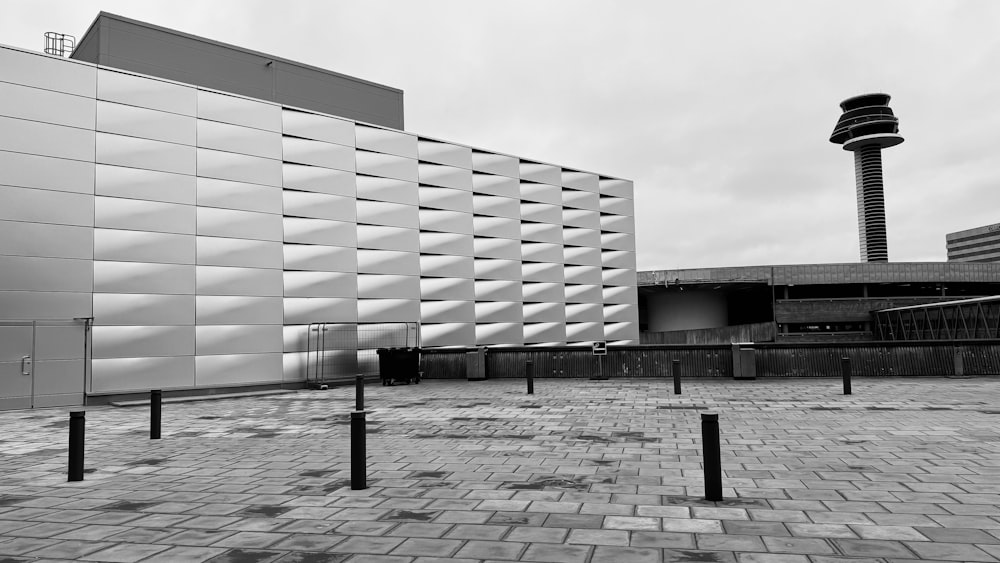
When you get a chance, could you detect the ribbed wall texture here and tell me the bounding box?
[854,145,888,262]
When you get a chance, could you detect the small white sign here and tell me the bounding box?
[592,341,607,356]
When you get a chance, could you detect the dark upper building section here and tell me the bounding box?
[829,93,902,150]
[71,12,404,129]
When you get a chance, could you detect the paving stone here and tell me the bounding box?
[505,526,569,543]
[723,521,789,536]
[390,537,464,557]
[444,524,509,540]
[696,533,767,551]
[520,543,591,563]
[915,526,1000,543]
[904,541,997,562]
[833,538,916,558]
[453,540,526,560]
[78,542,171,562]
[661,548,737,562]
[761,536,836,555]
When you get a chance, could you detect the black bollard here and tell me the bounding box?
[526,360,534,395]
[355,375,365,411]
[351,410,367,490]
[68,411,85,482]
[672,359,681,395]
[150,389,161,440]
[841,357,852,395]
[701,412,722,501]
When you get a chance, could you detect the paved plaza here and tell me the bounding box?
[2,376,1000,562]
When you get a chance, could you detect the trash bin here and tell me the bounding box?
[731,342,756,380]
[377,347,422,386]
[466,347,486,381]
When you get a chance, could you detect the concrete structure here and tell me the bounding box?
[639,262,1000,343]
[947,222,1000,262]
[830,93,904,263]
[0,16,637,409]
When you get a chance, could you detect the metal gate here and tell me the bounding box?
[305,322,418,387]
[0,319,90,410]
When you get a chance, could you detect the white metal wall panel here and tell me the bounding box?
[198,207,283,241]
[357,274,420,299]
[96,132,194,175]
[520,202,562,224]
[602,268,637,287]
[566,322,605,342]
[473,195,520,219]
[600,178,634,199]
[562,227,601,248]
[417,140,472,168]
[91,356,194,393]
[472,173,519,197]
[421,323,475,347]
[356,225,418,252]
[284,297,357,324]
[601,250,637,270]
[197,89,281,132]
[562,208,601,229]
[96,164,196,205]
[97,228,192,265]
[475,279,523,302]
[603,303,637,322]
[523,322,565,344]
[283,271,357,298]
[519,182,562,205]
[521,242,563,263]
[281,109,355,146]
[519,161,560,185]
[471,151,518,178]
[421,277,475,301]
[283,190,356,222]
[521,222,563,244]
[0,151,95,195]
[96,197,195,235]
[93,293,194,326]
[356,176,417,205]
[418,163,473,191]
[198,119,282,160]
[561,170,600,192]
[600,196,634,216]
[357,200,419,229]
[0,291,91,321]
[601,232,636,251]
[94,261,193,294]
[418,186,473,212]
[196,266,283,296]
[196,353,283,386]
[601,214,635,233]
[0,81,96,130]
[357,249,420,275]
[0,45,96,97]
[474,259,521,281]
[0,222,93,260]
[198,177,281,214]
[197,147,282,186]
[0,116,96,162]
[282,136,355,171]
[97,69,196,116]
[419,255,474,279]
[565,284,602,303]
[282,163,356,197]
[355,125,417,158]
[357,298,419,322]
[603,286,639,305]
[566,303,604,322]
[564,246,602,267]
[355,150,418,182]
[605,321,639,342]
[283,244,356,272]
[523,282,565,303]
[0,256,92,292]
[564,265,603,285]
[420,232,474,257]
[420,300,475,323]
[198,237,282,269]
[476,323,523,346]
[522,262,565,283]
[0,186,93,227]
[196,296,283,325]
[473,216,521,240]
[562,189,600,211]
[92,325,195,359]
[473,237,521,260]
[196,325,283,355]
[97,101,195,145]
[475,301,523,323]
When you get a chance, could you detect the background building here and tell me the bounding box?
[947,222,1000,263]
[0,13,637,409]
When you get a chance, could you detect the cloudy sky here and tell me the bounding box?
[4,1,999,271]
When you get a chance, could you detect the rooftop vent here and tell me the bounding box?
[43,32,75,57]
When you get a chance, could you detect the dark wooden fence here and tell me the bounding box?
[419,340,1000,379]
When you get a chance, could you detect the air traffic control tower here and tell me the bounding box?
[830,93,903,262]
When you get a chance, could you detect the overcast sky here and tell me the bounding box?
[5,1,1000,271]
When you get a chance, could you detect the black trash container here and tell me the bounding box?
[377,347,422,386]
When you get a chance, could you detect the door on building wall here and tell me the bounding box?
[0,320,88,410]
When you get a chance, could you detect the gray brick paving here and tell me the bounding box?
[2,377,1000,561]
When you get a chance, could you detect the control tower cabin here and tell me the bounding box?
[829,93,903,262]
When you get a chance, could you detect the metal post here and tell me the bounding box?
[150,389,161,440]
[841,357,852,395]
[68,411,85,482]
[672,359,681,395]
[526,360,534,395]
[351,411,367,490]
[355,374,365,411]
[701,413,722,501]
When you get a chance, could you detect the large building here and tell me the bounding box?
[0,13,638,409]
[947,222,1000,263]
